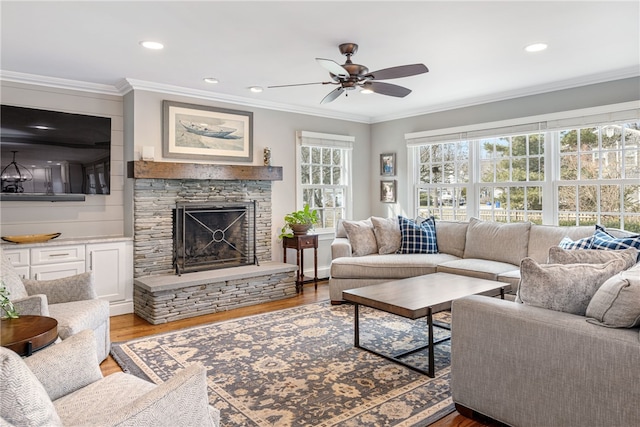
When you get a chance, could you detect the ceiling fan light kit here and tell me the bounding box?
[268,42,429,104]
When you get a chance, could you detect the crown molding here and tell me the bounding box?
[0,70,121,96]
[121,78,372,123]
[370,67,640,123]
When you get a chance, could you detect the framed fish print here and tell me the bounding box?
[163,101,253,162]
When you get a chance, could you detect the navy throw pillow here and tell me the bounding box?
[397,216,438,254]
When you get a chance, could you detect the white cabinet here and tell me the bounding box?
[86,242,127,303]
[2,238,133,316]
[30,245,86,280]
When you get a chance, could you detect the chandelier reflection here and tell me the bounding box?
[1,151,33,193]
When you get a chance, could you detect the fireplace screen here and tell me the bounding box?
[173,201,257,274]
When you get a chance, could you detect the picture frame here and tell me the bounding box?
[380,153,396,176]
[380,180,397,203]
[163,100,253,162]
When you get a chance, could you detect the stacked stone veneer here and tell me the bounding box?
[132,177,297,322]
[134,262,297,324]
[133,178,273,277]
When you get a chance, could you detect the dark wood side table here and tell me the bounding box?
[1,315,58,356]
[283,234,318,292]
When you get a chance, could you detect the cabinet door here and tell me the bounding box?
[86,242,126,302]
[3,248,30,279]
[30,261,86,280]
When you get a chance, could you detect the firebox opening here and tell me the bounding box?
[173,201,257,274]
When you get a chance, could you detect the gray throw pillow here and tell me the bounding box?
[370,216,401,255]
[517,257,629,315]
[0,347,62,426]
[549,246,638,270]
[342,219,378,256]
[586,268,640,328]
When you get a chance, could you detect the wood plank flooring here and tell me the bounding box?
[101,281,496,427]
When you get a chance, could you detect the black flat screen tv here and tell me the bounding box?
[1,104,111,201]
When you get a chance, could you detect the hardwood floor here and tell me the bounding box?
[101,281,495,427]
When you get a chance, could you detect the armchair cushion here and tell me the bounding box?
[12,294,49,316]
[0,347,62,427]
[23,272,96,304]
[25,329,103,401]
[47,299,110,340]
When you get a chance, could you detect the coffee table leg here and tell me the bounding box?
[427,307,434,378]
[354,303,360,348]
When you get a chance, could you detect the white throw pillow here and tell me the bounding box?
[342,219,378,256]
[370,216,401,255]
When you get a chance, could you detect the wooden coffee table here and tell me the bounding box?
[1,315,58,356]
[342,272,506,377]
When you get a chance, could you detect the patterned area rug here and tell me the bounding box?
[111,302,454,427]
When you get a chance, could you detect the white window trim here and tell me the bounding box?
[405,101,640,224]
[296,131,354,233]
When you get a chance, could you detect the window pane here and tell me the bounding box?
[311,166,321,185]
[420,146,430,163]
[580,154,598,179]
[624,215,640,233]
[579,185,597,211]
[322,166,331,185]
[480,160,494,183]
[301,165,310,184]
[558,185,577,211]
[580,127,599,152]
[601,215,621,229]
[625,147,640,178]
[311,147,320,164]
[526,187,542,211]
[301,146,310,163]
[623,184,639,214]
[560,154,578,180]
[512,158,527,181]
[509,187,525,210]
[560,130,577,153]
[419,165,431,184]
[332,149,341,166]
[601,185,620,212]
[332,167,341,185]
[322,148,331,164]
[529,157,544,180]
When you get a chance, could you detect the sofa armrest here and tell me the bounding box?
[451,295,640,427]
[24,329,103,401]
[11,295,49,316]
[331,237,352,260]
[23,272,97,304]
[86,363,218,427]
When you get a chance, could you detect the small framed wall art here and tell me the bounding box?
[163,100,253,162]
[380,180,397,203]
[380,153,396,176]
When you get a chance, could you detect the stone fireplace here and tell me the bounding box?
[128,161,297,324]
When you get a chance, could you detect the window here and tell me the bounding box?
[406,107,640,232]
[297,131,353,232]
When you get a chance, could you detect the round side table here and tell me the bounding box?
[1,315,58,356]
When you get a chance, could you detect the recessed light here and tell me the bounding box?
[524,43,548,53]
[140,40,164,50]
[203,77,219,84]
[249,86,263,93]
[360,88,373,94]
[32,125,51,130]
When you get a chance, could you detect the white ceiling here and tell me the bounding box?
[1,1,639,123]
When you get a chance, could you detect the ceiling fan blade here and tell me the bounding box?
[365,64,429,80]
[320,87,345,104]
[316,58,350,78]
[268,82,331,88]
[364,81,412,98]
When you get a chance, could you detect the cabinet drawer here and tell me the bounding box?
[31,261,86,280]
[2,248,30,266]
[297,235,318,247]
[30,245,85,265]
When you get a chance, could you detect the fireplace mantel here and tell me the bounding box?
[127,161,283,181]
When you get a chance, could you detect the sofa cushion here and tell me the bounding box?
[371,216,401,255]
[549,246,638,270]
[463,218,531,265]
[330,253,459,279]
[1,249,29,300]
[516,257,629,315]
[47,299,110,340]
[0,347,62,426]
[437,258,519,282]
[398,216,438,254]
[527,224,594,263]
[342,219,378,256]
[435,220,468,258]
[558,236,595,250]
[497,269,520,287]
[586,268,640,328]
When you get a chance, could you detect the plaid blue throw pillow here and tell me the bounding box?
[397,216,438,254]
[558,236,594,250]
[592,230,640,252]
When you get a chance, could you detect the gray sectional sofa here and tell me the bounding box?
[329,217,595,303]
[330,216,640,426]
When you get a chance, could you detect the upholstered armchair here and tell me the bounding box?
[1,249,110,361]
[0,330,220,427]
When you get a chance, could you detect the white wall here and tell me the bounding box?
[0,81,125,238]
[369,77,640,219]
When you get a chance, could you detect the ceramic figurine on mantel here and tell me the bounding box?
[263,147,271,166]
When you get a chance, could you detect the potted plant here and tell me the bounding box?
[0,282,19,319]
[278,204,319,239]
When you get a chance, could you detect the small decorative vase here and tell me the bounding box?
[291,224,312,235]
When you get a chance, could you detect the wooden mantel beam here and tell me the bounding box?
[127,161,283,181]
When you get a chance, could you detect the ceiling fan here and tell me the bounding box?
[268,43,429,104]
